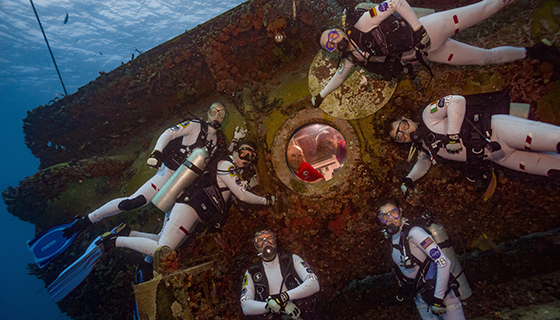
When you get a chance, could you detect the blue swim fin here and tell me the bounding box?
[27,219,80,268]
[47,235,103,302]
[47,223,129,302]
[133,268,144,320]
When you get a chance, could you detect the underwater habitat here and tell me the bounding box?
[4,0,560,319]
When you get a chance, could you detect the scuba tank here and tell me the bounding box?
[152,147,209,213]
[423,216,472,300]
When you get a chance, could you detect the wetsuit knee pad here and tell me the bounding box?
[118,195,147,211]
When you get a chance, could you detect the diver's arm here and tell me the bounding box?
[422,95,466,136]
[240,270,268,315]
[217,160,268,205]
[444,95,466,136]
[152,120,199,152]
[406,149,432,182]
[319,58,354,98]
[409,227,451,300]
[354,0,421,32]
[285,254,320,301]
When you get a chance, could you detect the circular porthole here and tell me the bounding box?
[287,123,346,183]
[271,108,360,195]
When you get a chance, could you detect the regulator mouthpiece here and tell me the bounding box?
[385,223,400,236]
[261,245,276,261]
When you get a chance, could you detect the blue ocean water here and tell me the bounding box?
[0,1,243,318]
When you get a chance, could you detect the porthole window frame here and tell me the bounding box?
[271,108,360,196]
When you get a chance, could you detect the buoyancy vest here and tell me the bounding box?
[415,90,511,166]
[248,251,303,302]
[341,6,415,80]
[389,217,461,303]
[162,119,210,171]
[178,153,234,226]
[347,14,414,59]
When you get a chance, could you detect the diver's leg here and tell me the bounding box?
[116,236,159,257]
[421,0,515,50]
[88,165,174,223]
[414,294,434,320]
[427,39,525,65]
[491,149,560,176]
[491,115,560,153]
[156,203,201,251]
[442,291,466,320]
[130,230,160,241]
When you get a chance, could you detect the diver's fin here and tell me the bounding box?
[27,218,80,268]
[46,223,129,302]
[47,235,104,302]
[132,267,145,320]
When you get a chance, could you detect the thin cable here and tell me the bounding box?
[29,0,68,96]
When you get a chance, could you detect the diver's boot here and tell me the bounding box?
[548,169,560,178]
[526,40,560,69]
[96,223,131,253]
[153,245,179,277]
[136,260,154,283]
[62,215,93,238]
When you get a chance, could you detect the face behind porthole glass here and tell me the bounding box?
[286,123,347,183]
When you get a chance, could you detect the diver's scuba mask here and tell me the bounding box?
[254,230,278,261]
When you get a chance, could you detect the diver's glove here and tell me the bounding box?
[311,94,324,107]
[445,134,463,154]
[266,292,290,313]
[265,194,277,206]
[413,25,431,52]
[401,177,414,196]
[283,302,301,319]
[147,150,164,169]
[430,298,447,316]
[232,126,247,142]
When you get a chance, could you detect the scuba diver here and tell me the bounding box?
[27,102,228,268]
[287,145,325,183]
[387,93,560,195]
[376,198,467,320]
[240,228,320,320]
[47,140,276,302]
[312,0,560,107]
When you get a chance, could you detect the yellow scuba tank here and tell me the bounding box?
[152,147,209,213]
[426,221,472,300]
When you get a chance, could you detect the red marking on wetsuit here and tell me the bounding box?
[179,226,189,235]
[448,54,454,61]
[519,163,525,171]
[453,15,458,24]
[455,28,459,34]
[525,135,532,150]
[151,183,157,190]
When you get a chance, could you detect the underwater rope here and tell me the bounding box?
[30,0,68,96]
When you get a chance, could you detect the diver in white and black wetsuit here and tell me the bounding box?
[240,228,320,320]
[377,199,465,320]
[388,93,560,194]
[62,102,228,236]
[107,140,276,257]
[312,0,560,106]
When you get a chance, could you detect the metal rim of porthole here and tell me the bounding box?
[271,108,360,196]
